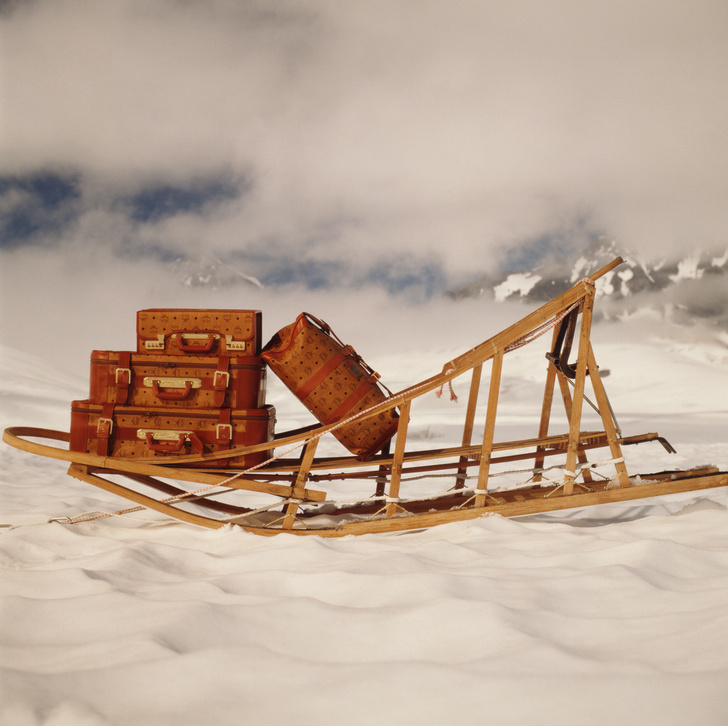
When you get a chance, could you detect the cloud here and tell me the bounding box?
[2,0,727,289]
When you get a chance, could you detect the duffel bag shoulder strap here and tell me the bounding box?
[303,313,395,397]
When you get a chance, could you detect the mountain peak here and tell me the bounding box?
[446,242,728,328]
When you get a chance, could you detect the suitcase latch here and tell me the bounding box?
[225,335,246,352]
[143,335,165,351]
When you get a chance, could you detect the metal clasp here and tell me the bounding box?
[142,376,202,389]
[225,335,246,351]
[143,335,165,350]
[216,423,233,441]
[136,429,192,441]
[213,371,230,388]
[115,367,131,384]
[97,417,113,435]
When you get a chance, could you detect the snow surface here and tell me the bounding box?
[1,314,728,726]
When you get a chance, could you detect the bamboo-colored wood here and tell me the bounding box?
[5,257,727,537]
[533,329,560,482]
[474,351,502,507]
[562,291,594,495]
[67,464,226,529]
[282,437,319,529]
[64,463,728,536]
[455,362,483,489]
[385,399,411,516]
[586,344,630,487]
[554,371,594,485]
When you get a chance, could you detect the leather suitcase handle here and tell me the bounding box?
[145,432,185,452]
[143,431,204,455]
[152,381,193,400]
[174,332,217,353]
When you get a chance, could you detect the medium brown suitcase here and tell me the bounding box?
[136,309,262,356]
[70,401,275,468]
[89,351,267,409]
[261,313,398,460]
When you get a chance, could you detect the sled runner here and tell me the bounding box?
[4,257,727,536]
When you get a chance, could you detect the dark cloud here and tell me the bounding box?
[0,172,81,246]
[1,0,727,290]
[127,177,244,224]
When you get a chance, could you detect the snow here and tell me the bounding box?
[493,273,541,302]
[669,255,704,283]
[2,313,728,726]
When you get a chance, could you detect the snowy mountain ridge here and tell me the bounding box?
[447,240,728,328]
[171,254,263,290]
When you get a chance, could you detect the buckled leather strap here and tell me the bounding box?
[96,403,115,456]
[113,352,132,404]
[213,356,231,407]
[296,346,354,401]
[216,408,233,453]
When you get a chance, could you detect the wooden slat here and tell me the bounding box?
[587,344,630,487]
[386,399,411,516]
[230,469,728,537]
[563,291,594,495]
[282,437,319,529]
[475,351,503,507]
[455,362,483,489]
[67,464,224,529]
[534,328,559,482]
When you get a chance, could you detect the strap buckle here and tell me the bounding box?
[216,423,233,442]
[213,370,230,388]
[115,367,131,385]
[97,417,113,436]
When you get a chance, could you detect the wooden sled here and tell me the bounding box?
[4,257,727,536]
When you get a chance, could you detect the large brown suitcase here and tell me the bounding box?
[89,351,267,409]
[136,309,262,356]
[261,313,398,460]
[70,401,275,468]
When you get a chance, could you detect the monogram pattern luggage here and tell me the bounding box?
[69,401,275,468]
[136,309,262,356]
[89,350,267,409]
[261,313,398,460]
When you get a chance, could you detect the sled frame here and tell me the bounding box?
[4,257,728,535]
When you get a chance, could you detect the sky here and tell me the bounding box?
[1,0,727,292]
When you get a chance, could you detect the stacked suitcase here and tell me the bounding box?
[69,308,399,468]
[70,309,275,468]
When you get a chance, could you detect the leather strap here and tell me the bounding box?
[96,403,115,456]
[324,378,375,425]
[213,356,231,407]
[113,352,131,404]
[295,345,353,401]
[216,408,232,448]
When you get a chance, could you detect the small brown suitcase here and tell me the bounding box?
[261,313,398,460]
[70,401,275,468]
[136,309,262,356]
[89,351,267,409]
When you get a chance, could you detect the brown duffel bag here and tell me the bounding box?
[70,401,275,468]
[89,350,267,409]
[261,313,398,460]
